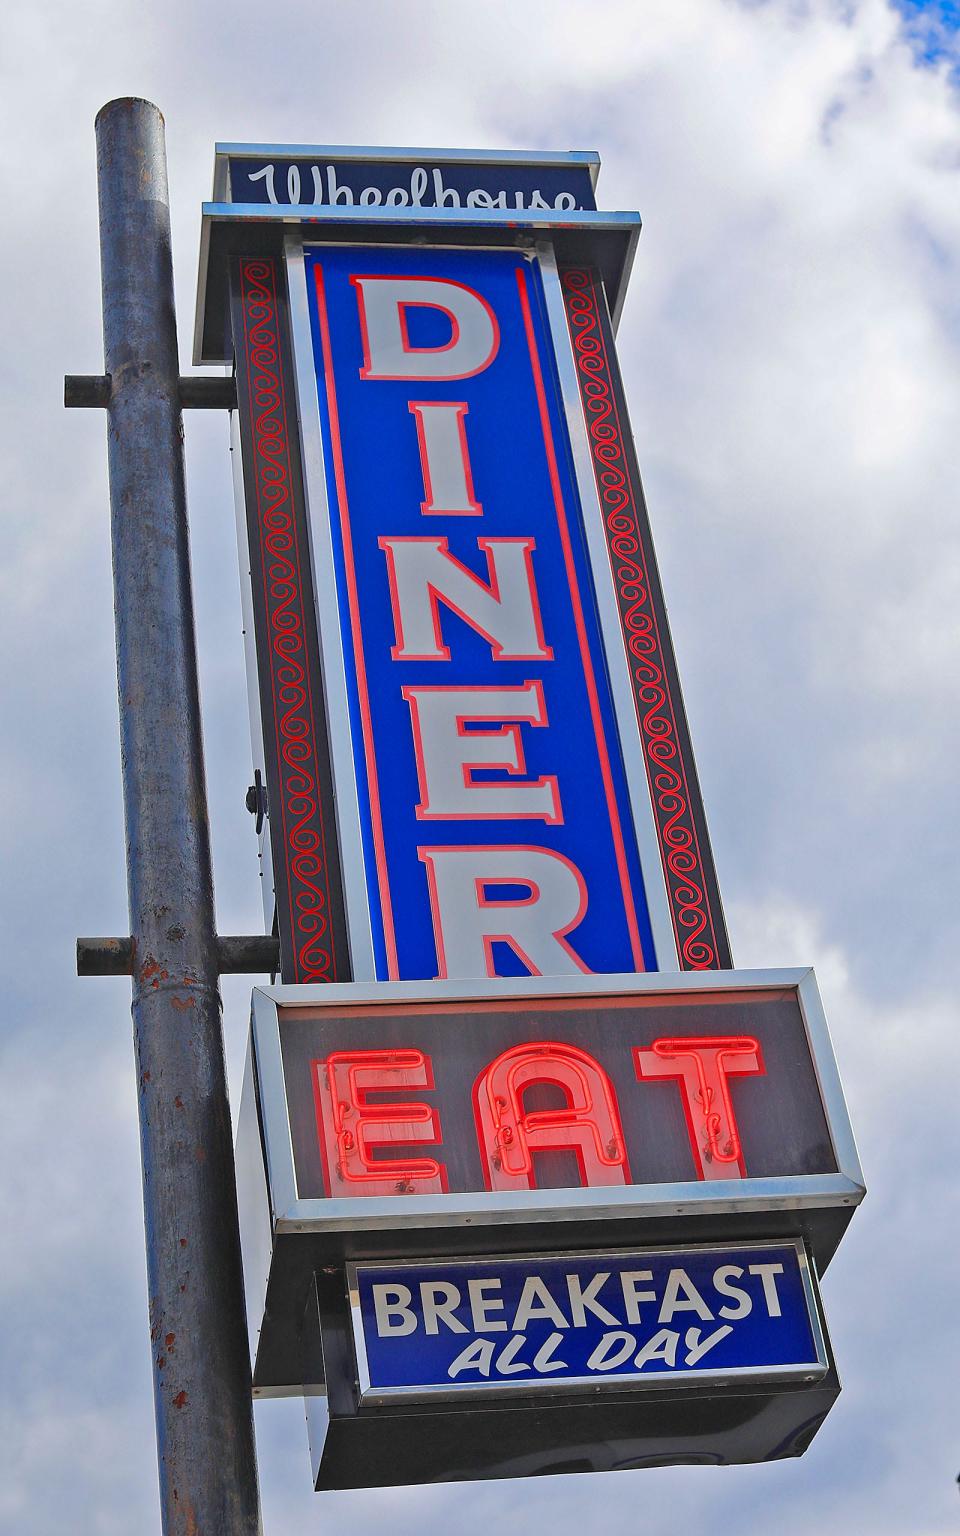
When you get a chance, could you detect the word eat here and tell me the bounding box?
[313,1034,764,1195]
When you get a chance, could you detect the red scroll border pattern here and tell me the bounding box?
[560,267,720,970]
[238,257,337,983]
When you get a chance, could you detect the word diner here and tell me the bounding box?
[307,245,656,980]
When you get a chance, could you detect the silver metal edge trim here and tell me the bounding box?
[345,1239,827,1403]
[795,969,865,1191]
[250,987,300,1222]
[273,1173,862,1233]
[536,241,678,971]
[793,1239,830,1374]
[609,224,641,333]
[201,203,640,233]
[229,409,277,929]
[192,211,212,367]
[349,1236,817,1270]
[357,1362,825,1405]
[212,148,230,202]
[235,1031,274,1372]
[345,1265,371,1401]
[216,144,601,172]
[282,236,378,983]
[260,963,811,1004]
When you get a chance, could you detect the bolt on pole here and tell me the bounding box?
[95,97,261,1535]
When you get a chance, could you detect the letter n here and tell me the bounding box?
[380,536,552,660]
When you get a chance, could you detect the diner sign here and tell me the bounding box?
[301,243,660,981]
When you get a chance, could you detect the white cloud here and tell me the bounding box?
[1,0,958,1531]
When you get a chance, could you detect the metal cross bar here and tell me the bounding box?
[76,934,280,977]
[65,373,237,409]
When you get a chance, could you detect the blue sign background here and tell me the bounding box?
[304,244,658,980]
[230,156,596,212]
[354,1245,822,1395]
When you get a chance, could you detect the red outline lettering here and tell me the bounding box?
[402,681,562,823]
[408,401,483,516]
[634,1036,765,1180]
[379,535,553,661]
[473,1040,629,1190]
[419,844,591,978]
[312,1048,446,1196]
[351,275,500,381]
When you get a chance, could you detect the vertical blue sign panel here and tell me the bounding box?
[304,245,657,981]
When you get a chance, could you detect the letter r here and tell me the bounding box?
[419,844,591,978]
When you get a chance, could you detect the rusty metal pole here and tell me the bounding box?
[95,97,261,1534]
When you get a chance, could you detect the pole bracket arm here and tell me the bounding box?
[64,374,237,409]
[77,933,281,976]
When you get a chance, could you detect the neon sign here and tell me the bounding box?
[304,246,661,981]
[313,1048,446,1195]
[311,1035,766,1197]
[635,1037,764,1180]
[473,1041,628,1191]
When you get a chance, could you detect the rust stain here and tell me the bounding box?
[170,995,195,1012]
[165,1332,176,1350]
[174,1096,184,1110]
[172,1390,188,1409]
[141,958,171,989]
[156,1354,166,1371]
[179,1237,188,1248]
[194,1144,207,1163]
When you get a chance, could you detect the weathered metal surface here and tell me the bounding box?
[65,372,236,409]
[177,375,237,409]
[77,934,280,976]
[76,935,133,973]
[95,96,261,1534]
[64,373,113,407]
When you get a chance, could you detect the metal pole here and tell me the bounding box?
[95,98,261,1535]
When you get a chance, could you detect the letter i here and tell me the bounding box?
[410,402,482,516]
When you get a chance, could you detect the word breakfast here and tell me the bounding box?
[353,1246,822,1392]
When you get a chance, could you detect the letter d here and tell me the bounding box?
[352,276,499,381]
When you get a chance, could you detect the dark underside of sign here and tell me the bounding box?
[301,1268,840,1489]
[255,1202,851,1397]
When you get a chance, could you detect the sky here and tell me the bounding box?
[1,0,958,1531]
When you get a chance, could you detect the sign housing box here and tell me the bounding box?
[300,1238,840,1489]
[210,143,866,1489]
[219,211,733,985]
[235,968,863,1398]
